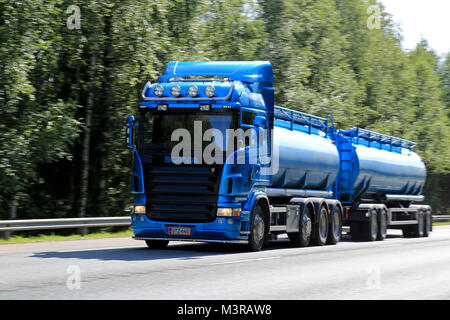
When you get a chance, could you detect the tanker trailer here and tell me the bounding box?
[334,127,431,242]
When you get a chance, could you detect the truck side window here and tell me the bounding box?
[241,110,265,147]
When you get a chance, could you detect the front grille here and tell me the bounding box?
[143,163,222,222]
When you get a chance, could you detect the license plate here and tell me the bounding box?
[168,226,191,236]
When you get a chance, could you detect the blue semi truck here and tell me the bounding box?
[126,61,431,251]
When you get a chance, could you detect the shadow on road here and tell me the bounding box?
[30,241,254,262]
[30,237,309,261]
[30,232,404,262]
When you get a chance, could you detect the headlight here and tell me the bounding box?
[153,85,164,97]
[132,205,146,214]
[205,85,215,97]
[217,207,241,217]
[157,104,168,111]
[188,86,198,97]
[171,85,181,97]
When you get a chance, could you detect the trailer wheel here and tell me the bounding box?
[350,221,362,241]
[403,210,424,238]
[312,206,328,246]
[377,210,387,241]
[327,205,342,245]
[423,210,432,237]
[288,205,312,247]
[248,205,265,251]
[145,240,169,249]
[361,210,377,241]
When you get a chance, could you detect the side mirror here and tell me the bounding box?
[125,115,135,148]
[253,116,266,129]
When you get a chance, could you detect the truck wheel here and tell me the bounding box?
[288,206,312,247]
[403,210,424,238]
[350,221,362,241]
[377,210,387,241]
[327,205,342,245]
[312,206,328,246]
[145,240,169,249]
[423,210,432,237]
[361,210,377,241]
[248,205,265,251]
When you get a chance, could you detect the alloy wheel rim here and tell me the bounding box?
[253,215,264,244]
[418,213,424,233]
[371,213,377,237]
[333,210,340,237]
[381,213,387,235]
[302,214,312,241]
[319,211,327,239]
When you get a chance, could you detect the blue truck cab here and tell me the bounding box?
[126,61,431,251]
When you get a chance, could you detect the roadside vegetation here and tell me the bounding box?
[1,0,449,236]
[0,229,133,245]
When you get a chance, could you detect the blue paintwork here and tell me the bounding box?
[334,128,426,202]
[158,61,273,83]
[128,61,428,242]
[353,145,425,198]
[131,147,145,194]
[132,214,246,241]
[271,125,339,190]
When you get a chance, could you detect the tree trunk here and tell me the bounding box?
[78,52,96,235]
[3,193,18,240]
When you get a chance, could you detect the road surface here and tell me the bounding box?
[1,226,450,300]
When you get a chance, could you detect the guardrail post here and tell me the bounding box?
[2,227,11,240]
[78,227,88,236]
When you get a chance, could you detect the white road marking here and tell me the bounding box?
[209,256,279,265]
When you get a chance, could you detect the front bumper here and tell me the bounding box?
[131,214,249,242]
[133,236,248,244]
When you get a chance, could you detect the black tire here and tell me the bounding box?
[312,206,328,246]
[248,205,266,252]
[377,210,387,241]
[423,210,431,237]
[402,225,411,238]
[361,210,378,241]
[327,205,342,245]
[288,206,313,247]
[403,210,424,238]
[350,221,362,241]
[145,240,169,249]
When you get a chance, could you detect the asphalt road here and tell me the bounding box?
[1,226,450,300]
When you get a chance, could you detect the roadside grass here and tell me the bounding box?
[0,229,133,245]
[433,221,450,226]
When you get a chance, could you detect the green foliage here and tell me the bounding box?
[0,0,448,219]
[440,53,450,109]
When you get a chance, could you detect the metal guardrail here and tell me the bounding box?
[433,215,450,222]
[0,215,449,241]
[0,216,131,240]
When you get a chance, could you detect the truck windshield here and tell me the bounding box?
[138,110,236,153]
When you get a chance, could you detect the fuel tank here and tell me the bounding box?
[269,125,340,190]
[336,129,426,202]
[352,146,426,200]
